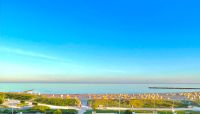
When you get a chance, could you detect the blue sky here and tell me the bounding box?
[0,0,200,83]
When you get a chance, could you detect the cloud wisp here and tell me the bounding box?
[0,46,66,62]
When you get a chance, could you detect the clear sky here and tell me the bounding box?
[0,0,200,83]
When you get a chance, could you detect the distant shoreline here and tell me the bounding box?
[0,82,200,84]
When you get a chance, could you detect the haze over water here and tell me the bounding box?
[0,83,200,94]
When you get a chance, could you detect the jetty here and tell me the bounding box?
[149,87,200,89]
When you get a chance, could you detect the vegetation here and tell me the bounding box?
[84,110,200,114]
[0,97,4,104]
[84,110,93,114]
[0,108,78,114]
[20,100,25,104]
[4,93,35,101]
[53,109,63,114]
[141,99,188,108]
[84,110,153,114]
[88,99,188,108]
[57,109,78,114]
[194,100,200,106]
[157,111,200,114]
[32,102,38,105]
[35,96,81,106]
[0,93,5,104]
[31,105,51,112]
[16,103,28,107]
[0,99,3,104]
[124,110,132,114]
[1,92,81,107]
[19,102,78,114]
[0,104,8,108]
[16,100,29,107]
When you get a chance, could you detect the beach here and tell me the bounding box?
[30,91,200,101]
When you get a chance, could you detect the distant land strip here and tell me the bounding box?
[149,87,200,89]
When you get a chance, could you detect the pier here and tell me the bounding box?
[149,87,200,89]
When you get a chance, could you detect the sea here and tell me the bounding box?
[0,83,200,94]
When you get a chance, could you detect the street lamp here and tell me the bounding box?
[153,93,157,114]
[119,94,121,114]
[172,98,175,114]
[11,98,13,114]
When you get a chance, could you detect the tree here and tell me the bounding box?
[130,99,144,108]
[5,93,35,101]
[32,102,38,106]
[92,103,98,110]
[0,93,4,104]
[20,100,25,104]
[75,98,82,107]
[31,105,50,112]
[53,109,62,114]
[124,110,132,114]
[66,95,71,99]
[34,97,78,106]
[0,98,3,104]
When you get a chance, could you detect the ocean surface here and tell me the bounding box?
[0,83,200,94]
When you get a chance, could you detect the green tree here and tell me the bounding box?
[20,100,25,104]
[35,97,79,106]
[0,94,4,104]
[53,109,62,114]
[0,93,4,104]
[0,98,3,104]
[31,105,50,112]
[75,97,82,107]
[92,103,98,110]
[130,99,144,108]
[124,110,132,114]
[5,93,35,101]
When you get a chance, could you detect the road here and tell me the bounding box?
[78,106,92,114]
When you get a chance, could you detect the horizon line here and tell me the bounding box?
[0,82,200,84]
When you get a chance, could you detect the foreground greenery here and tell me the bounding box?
[1,92,200,114]
[88,99,189,109]
[0,93,5,104]
[0,105,78,114]
[194,100,200,106]
[84,110,152,114]
[2,92,35,101]
[35,96,81,106]
[0,92,81,106]
[84,110,200,114]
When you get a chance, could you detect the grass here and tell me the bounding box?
[16,103,29,107]
[0,109,78,114]
[0,105,9,108]
[157,111,200,114]
[84,110,200,114]
[84,110,153,114]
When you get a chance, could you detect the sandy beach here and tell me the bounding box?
[40,91,200,101]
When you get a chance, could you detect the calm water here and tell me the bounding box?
[0,83,200,94]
